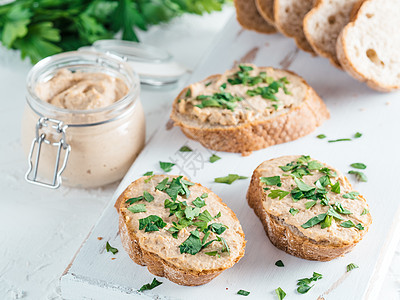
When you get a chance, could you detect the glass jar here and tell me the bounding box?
[22,51,145,188]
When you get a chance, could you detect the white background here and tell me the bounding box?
[0,5,399,299]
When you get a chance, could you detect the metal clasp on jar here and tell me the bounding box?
[25,117,71,188]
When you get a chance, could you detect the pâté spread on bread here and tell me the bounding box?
[171,64,329,154]
[248,155,371,261]
[115,175,246,286]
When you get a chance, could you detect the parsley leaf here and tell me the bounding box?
[210,154,221,163]
[317,134,326,139]
[297,272,322,294]
[268,189,290,200]
[179,230,203,255]
[184,206,201,220]
[348,170,368,182]
[143,171,153,176]
[237,289,250,296]
[214,174,247,184]
[350,163,367,169]
[301,213,327,229]
[343,191,360,199]
[347,263,359,272]
[143,191,154,202]
[139,215,166,232]
[192,197,206,208]
[139,278,162,292]
[361,208,369,216]
[125,196,143,205]
[179,145,192,152]
[340,220,356,228]
[294,177,314,191]
[289,208,299,216]
[159,161,175,173]
[106,241,118,255]
[305,200,317,209]
[127,203,146,213]
[308,160,324,170]
[275,260,284,267]
[275,287,286,300]
[355,223,365,230]
[208,223,227,235]
[333,202,351,215]
[354,132,362,138]
[331,181,341,194]
[260,176,281,186]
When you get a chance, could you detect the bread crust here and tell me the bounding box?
[274,0,316,54]
[170,68,329,155]
[246,159,371,261]
[336,0,399,92]
[234,0,277,34]
[115,176,246,286]
[255,0,275,25]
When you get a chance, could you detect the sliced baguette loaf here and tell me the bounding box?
[255,0,275,25]
[234,0,276,34]
[336,0,400,91]
[247,155,372,261]
[304,0,359,68]
[170,64,329,155]
[115,175,246,286]
[274,0,316,53]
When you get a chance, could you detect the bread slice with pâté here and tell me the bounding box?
[247,155,372,261]
[304,0,360,68]
[336,0,400,91]
[274,0,316,54]
[115,175,246,286]
[234,0,277,34]
[170,64,329,155]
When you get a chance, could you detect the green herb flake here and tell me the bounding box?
[275,260,284,267]
[106,242,118,255]
[143,191,154,202]
[301,213,327,229]
[260,176,281,186]
[208,223,227,235]
[340,220,356,228]
[127,203,146,213]
[143,171,153,176]
[361,208,369,216]
[331,181,341,194]
[159,161,175,173]
[297,272,322,294]
[350,163,367,169]
[317,134,326,139]
[289,208,299,216]
[348,170,368,182]
[308,160,324,170]
[355,223,365,230]
[237,289,250,296]
[179,145,192,152]
[305,200,317,209]
[333,202,351,215]
[321,215,333,229]
[192,197,206,208]
[139,278,162,292]
[354,132,362,138]
[294,177,314,192]
[328,138,352,143]
[125,196,143,205]
[275,287,286,300]
[343,191,360,199]
[209,154,221,163]
[268,189,290,200]
[201,193,208,199]
[347,263,359,272]
[214,174,247,184]
[205,251,220,257]
[185,88,191,98]
[139,215,166,232]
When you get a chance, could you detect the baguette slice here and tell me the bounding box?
[336,0,400,91]
[234,0,277,34]
[274,0,316,53]
[304,0,359,68]
[170,64,329,155]
[115,175,246,286]
[247,155,372,261]
[255,0,275,25]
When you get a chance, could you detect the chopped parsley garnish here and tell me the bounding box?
[302,206,344,229]
[340,220,356,228]
[179,230,218,255]
[195,92,243,111]
[355,223,365,230]
[106,242,118,255]
[192,197,206,208]
[350,163,366,169]
[184,206,201,220]
[143,191,154,202]
[125,196,144,205]
[143,171,153,176]
[139,278,162,292]
[317,134,326,139]
[209,223,227,235]
[139,215,166,232]
[268,189,290,200]
[301,213,327,229]
[348,170,368,182]
[210,154,221,163]
[237,289,250,296]
[156,176,193,200]
[260,176,281,186]
[333,202,351,215]
[246,77,290,102]
[308,160,324,170]
[179,145,192,152]
[275,287,286,299]
[354,132,362,138]
[347,263,359,272]
[361,208,369,216]
[294,177,314,191]
[289,208,299,216]
[328,138,352,143]
[217,235,230,254]
[185,88,191,98]
[331,181,341,194]
[275,260,284,267]
[305,200,317,209]
[159,161,175,173]
[214,174,248,184]
[201,193,208,198]
[343,191,360,199]
[297,272,322,294]
[205,251,220,257]
[127,203,146,213]
[228,64,268,86]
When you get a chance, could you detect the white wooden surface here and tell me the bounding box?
[61,16,400,299]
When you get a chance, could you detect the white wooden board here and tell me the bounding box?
[61,16,400,299]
